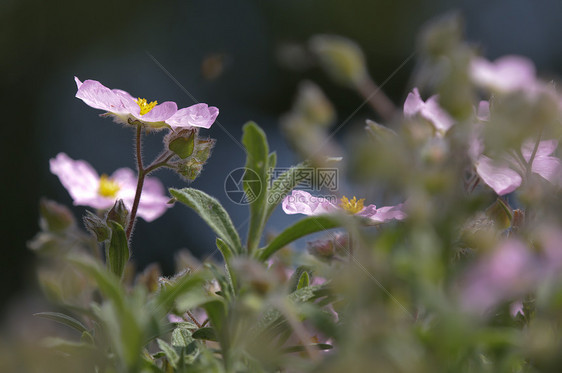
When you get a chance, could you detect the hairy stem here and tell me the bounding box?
[126,125,145,241]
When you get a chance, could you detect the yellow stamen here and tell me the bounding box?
[98,174,121,198]
[340,196,365,214]
[136,98,158,115]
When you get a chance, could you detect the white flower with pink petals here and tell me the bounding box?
[75,77,218,130]
[50,153,169,222]
[282,190,405,224]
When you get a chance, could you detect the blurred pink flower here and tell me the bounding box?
[468,102,561,194]
[461,239,537,314]
[75,77,218,130]
[50,153,169,222]
[473,140,562,195]
[403,88,454,134]
[474,155,522,196]
[282,190,405,224]
[470,55,537,93]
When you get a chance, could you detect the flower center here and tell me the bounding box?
[98,174,120,198]
[340,196,365,214]
[136,98,158,115]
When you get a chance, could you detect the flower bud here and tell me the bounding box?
[106,199,129,227]
[309,34,368,87]
[39,198,75,232]
[333,233,350,256]
[174,159,204,182]
[307,238,335,260]
[167,128,196,159]
[83,210,110,242]
[193,137,216,163]
[294,81,336,128]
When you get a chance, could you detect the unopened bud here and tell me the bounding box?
[106,199,129,227]
[309,34,367,87]
[294,81,336,127]
[193,137,216,163]
[307,238,335,260]
[333,233,350,256]
[83,210,110,242]
[174,159,204,182]
[39,198,75,232]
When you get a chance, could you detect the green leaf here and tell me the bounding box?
[192,327,218,342]
[256,216,341,261]
[297,271,310,290]
[264,161,310,220]
[171,327,194,347]
[157,338,180,369]
[202,299,226,332]
[42,337,98,354]
[68,254,124,308]
[216,238,237,293]
[34,312,88,334]
[170,188,242,255]
[268,151,277,171]
[105,221,129,279]
[242,122,270,253]
[151,271,208,316]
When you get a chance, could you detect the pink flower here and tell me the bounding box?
[468,103,561,194]
[520,139,562,184]
[461,239,537,314]
[403,88,454,134]
[50,153,169,222]
[282,190,405,224]
[470,55,537,93]
[74,77,218,130]
[473,140,562,195]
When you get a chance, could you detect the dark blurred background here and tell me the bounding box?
[2,0,562,318]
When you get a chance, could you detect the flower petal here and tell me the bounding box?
[404,88,453,133]
[521,140,562,183]
[282,190,338,216]
[166,103,219,129]
[370,204,407,223]
[470,55,536,93]
[75,78,131,114]
[49,153,114,209]
[111,168,170,222]
[476,155,522,195]
[137,101,178,122]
